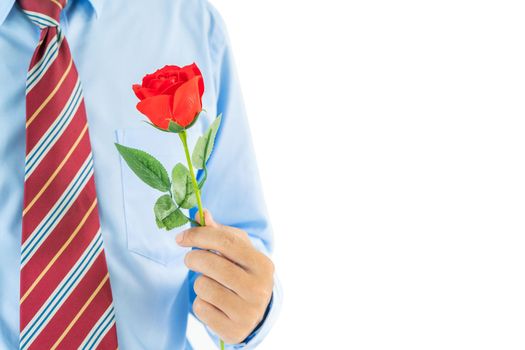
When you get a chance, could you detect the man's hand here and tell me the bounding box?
[176,209,275,345]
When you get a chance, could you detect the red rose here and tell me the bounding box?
[132,63,205,129]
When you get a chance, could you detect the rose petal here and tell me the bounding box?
[186,62,202,77]
[179,71,188,81]
[171,76,203,127]
[183,63,204,96]
[197,75,204,97]
[160,81,184,95]
[150,79,165,91]
[142,71,159,87]
[160,65,181,74]
[133,85,159,100]
[136,95,173,130]
[132,84,145,99]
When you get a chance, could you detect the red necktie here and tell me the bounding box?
[17,0,119,349]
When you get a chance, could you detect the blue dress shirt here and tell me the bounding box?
[0,0,282,348]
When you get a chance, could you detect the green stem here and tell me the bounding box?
[179,130,206,227]
[180,130,227,348]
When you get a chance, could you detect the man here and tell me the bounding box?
[0,0,281,348]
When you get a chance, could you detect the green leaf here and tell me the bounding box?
[192,114,222,169]
[168,120,185,133]
[154,194,177,220]
[154,194,188,230]
[162,209,188,230]
[115,143,171,192]
[155,217,166,229]
[171,163,198,209]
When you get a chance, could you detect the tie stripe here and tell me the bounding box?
[26,57,73,128]
[26,28,65,92]
[21,189,99,306]
[22,249,108,349]
[22,102,90,229]
[50,273,110,349]
[25,30,69,111]
[22,10,60,29]
[50,0,63,10]
[93,324,118,349]
[21,154,94,266]
[19,1,118,348]
[25,63,77,154]
[21,198,98,304]
[24,79,83,180]
[80,305,116,350]
[20,231,102,337]
[23,123,88,216]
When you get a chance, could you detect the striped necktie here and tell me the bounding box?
[17,0,119,349]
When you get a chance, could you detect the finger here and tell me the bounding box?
[177,226,256,271]
[194,208,220,228]
[192,297,237,344]
[193,275,246,321]
[185,250,251,297]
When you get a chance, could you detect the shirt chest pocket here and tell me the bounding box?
[115,127,193,265]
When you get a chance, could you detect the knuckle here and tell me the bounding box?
[200,252,215,270]
[187,250,210,269]
[207,288,219,303]
[220,232,236,249]
[252,252,275,276]
[247,283,261,301]
[199,278,221,301]
[250,283,273,306]
[185,250,210,271]
[192,297,205,317]
[193,275,207,295]
[224,261,239,279]
[184,251,195,268]
[182,230,193,244]
[238,230,249,241]
[255,253,275,274]
[246,254,258,270]
[184,250,199,268]
[265,257,275,274]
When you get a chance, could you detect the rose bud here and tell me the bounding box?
[132,63,205,130]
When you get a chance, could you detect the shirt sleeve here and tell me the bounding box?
[186,2,282,348]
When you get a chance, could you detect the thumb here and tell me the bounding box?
[194,208,219,227]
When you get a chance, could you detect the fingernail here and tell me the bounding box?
[175,231,185,244]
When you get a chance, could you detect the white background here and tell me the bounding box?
[190,1,525,349]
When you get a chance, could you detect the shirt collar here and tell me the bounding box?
[0,0,15,27]
[87,0,106,18]
[0,0,106,26]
